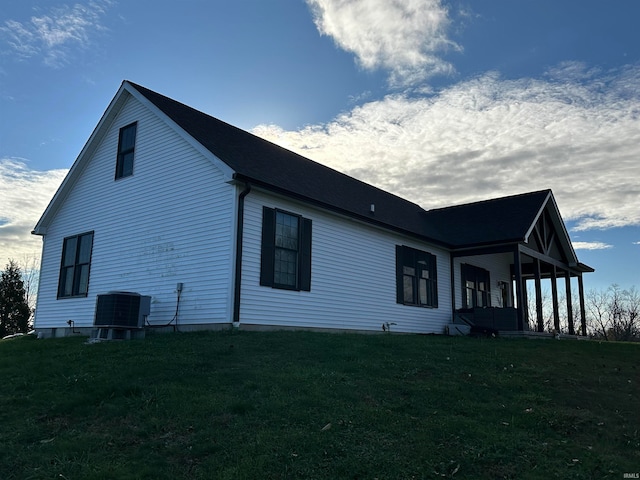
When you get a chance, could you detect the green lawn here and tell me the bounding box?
[1,330,638,479]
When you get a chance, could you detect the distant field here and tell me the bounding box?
[0,330,638,479]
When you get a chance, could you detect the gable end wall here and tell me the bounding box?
[34,94,236,329]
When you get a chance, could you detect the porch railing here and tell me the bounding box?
[454,307,522,331]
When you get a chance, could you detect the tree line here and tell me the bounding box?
[585,284,639,341]
[526,283,639,341]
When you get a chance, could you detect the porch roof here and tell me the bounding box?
[423,190,553,247]
[424,189,594,271]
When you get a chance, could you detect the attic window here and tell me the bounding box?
[115,122,137,179]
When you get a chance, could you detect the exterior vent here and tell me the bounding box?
[94,292,151,329]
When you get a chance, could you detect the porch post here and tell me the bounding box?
[551,265,560,332]
[578,273,587,336]
[564,270,575,335]
[513,245,525,331]
[522,279,529,329]
[534,258,544,332]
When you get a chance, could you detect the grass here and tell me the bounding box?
[0,330,638,479]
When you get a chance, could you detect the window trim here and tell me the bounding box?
[396,245,438,308]
[274,209,301,289]
[57,231,94,299]
[260,206,312,291]
[115,122,137,180]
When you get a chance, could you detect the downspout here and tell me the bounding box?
[232,182,251,326]
[450,255,456,320]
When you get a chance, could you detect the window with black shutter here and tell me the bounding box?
[396,245,438,308]
[260,207,312,291]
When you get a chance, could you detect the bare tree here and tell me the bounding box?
[626,286,640,337]
[584,284,640,341]
[586,287,612,340]
[19,254,40,322]
[609,284,639,341]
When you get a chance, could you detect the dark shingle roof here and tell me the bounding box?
[128,81,439,241]
[422,190,551,247]
[128,81,551,249]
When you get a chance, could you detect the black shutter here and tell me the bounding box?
[395,245,405,304]
[484,269,490,307]
[431,253,438,308]
[260,207,275,286]
[299,217,312,291]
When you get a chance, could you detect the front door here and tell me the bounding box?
[462,264,491,308]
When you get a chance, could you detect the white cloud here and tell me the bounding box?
[0,159,67,261]
[634,241,640,245]
[0,1,112,67]
[572,242,613,251]
[253,63,640,232]
[306,0,460,87]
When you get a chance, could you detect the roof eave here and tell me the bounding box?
[449,238,525,252]
[125,81,235,182]
[33,82,132,234]
[576,262,595,273]
[232,173,453,249]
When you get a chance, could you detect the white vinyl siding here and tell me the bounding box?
[453,253,514,309]
[34,94,236,329]
[239,190,452,334]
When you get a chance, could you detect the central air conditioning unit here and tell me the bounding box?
[94,292,151,329]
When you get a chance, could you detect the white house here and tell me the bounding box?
[32,81,593,338]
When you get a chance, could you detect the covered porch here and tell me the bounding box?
[513,245,594,334]
[451,243,594,335]
[433,190,594,336]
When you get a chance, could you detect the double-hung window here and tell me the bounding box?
[260,207,312,291]
[396,245,438,308]
[115,122,137,179]
[58,232,94,298]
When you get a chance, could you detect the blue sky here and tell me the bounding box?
[0,0,639,292]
